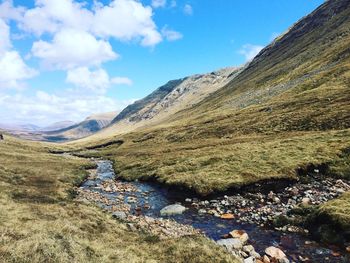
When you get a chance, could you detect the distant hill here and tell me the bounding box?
[41,121,76,132]
[0,123,41,132]
[43,111,119,141]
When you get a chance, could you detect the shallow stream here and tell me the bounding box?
[80,160,348,262]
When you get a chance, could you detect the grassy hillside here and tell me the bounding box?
[65,0,350,241]
[75,0,350,194]
[0,135,237,263]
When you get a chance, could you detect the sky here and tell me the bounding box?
[0,0,324,126]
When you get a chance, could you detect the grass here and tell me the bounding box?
[0,135,238,263]
[74,129,350,196]
[70,0,350,195]
[2,0,349,251]
[64,0,350,242]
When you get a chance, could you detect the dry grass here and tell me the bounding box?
[0,135,237,263]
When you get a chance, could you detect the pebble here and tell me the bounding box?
[188,175,350,229]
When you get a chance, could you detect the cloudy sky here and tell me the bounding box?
[0,0,323,126]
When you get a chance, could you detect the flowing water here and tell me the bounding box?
[80,160,348,263]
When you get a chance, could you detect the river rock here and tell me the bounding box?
[160,204,187,216]
[244,256,256,263]
[243,245,254,253]
[265,246,286,260]
[278,258,290,263]
[221,213,235,219]
[301,197,310,205]
[112,211,127,220]
[250,251,261,259]
[230,229,249,244]
[263,255,270,263]
[217,238,243,250]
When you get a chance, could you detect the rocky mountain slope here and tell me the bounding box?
[103,67,242,134]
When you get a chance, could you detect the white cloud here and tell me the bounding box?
[0,18,37,89]
[0,90,133,126]
[239,44,264,61]
[0,51,38,89]
[161,26,183,41]
[183,4,193,15]
[111,77,133,86]
[13,0,162,47]
[0,0,25,21]
[170,1,177,8]
[152,0,166,8]
[66,67,132,93]
[0,18,11,54]
[19,0,93,36]
[32,29,118,70]
[92,0,162,46]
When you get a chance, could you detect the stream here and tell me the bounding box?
[79,160,348,262]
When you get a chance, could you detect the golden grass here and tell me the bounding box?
[0,136,238,263]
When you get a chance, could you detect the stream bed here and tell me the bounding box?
[78,160,348,262]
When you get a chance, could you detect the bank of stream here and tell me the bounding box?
[75,159,349,262]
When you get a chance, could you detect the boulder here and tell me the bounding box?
[217,238,243,250]
[230,229,249,244]
[265,246,286,260]
[160,204,187,216]
[0,134,3,140]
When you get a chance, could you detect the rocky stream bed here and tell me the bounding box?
[75,160,350,263]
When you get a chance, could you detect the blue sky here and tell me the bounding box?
[0,0,324,126]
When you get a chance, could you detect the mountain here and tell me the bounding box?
[41,121,76,132]
[79,0,350,195]
[96,67,241,135]
[43,111,118,141]
[0,123,41,132]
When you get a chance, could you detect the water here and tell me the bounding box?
[80,160,348,263]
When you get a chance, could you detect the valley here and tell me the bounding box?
[1,0,350,262]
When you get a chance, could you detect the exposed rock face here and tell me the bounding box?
[110,67,242,126]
